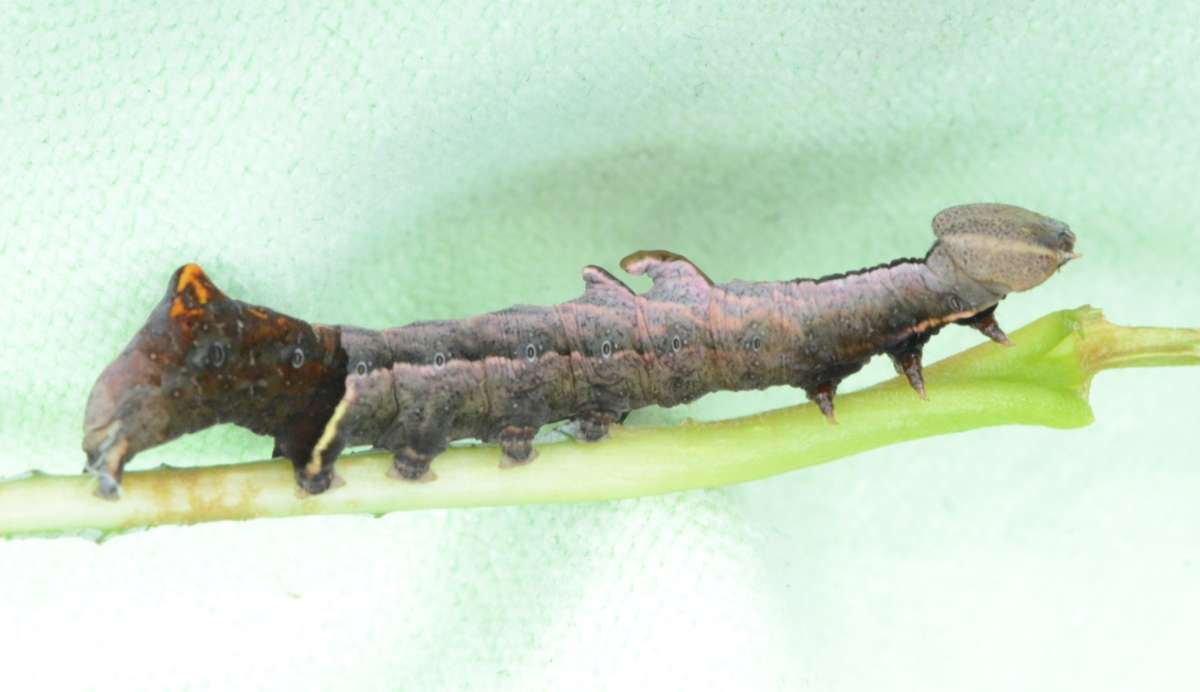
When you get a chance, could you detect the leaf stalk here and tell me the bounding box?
[2,306,1196,539]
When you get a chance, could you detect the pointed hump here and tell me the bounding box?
[581,265,635,296]
[619,250,713,288]
[167,263,223,304]
[165,263,228,321]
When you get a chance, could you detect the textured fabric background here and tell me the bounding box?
[2,2,1198,690]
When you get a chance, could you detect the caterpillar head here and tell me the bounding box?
[82,264,341,498]
[930,203,1078,295]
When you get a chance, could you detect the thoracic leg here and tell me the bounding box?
[886,332,933,400]
[498,425,538,468]
[958,305,1012,346]
[891,349,928,399]
[807,382,838,424]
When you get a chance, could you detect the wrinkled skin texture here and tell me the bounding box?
[318,202,1077,483]
[83,203,1076,497]
[82,265,348,498]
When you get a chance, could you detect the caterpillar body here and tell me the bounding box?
[82,203,1078,498]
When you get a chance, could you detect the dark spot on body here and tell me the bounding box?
[207,342,226,368]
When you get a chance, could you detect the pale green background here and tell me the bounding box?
[2,2,1198,690]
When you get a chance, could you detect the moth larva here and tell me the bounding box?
[82,203,1077,498]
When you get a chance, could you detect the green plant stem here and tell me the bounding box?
[2,306,1197,539]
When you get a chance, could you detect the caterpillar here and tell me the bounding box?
[82,203,1078,499]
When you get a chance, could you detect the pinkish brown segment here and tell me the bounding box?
[318,203,1077,484]
[84,203,1076,497]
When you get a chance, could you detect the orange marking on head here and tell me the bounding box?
[169,295,205,321]
[247,307,269,319]
[175,263,211,304]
